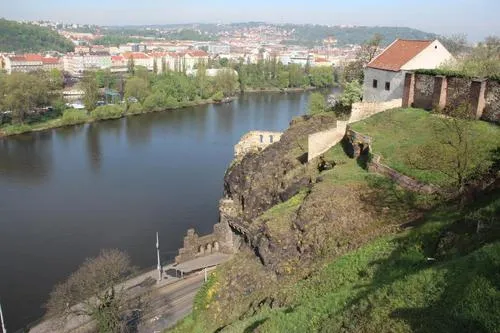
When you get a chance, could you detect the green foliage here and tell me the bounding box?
[308,92,328,115]
[125,103,144,115]
[351,108,500,187]
[124,77,150,103]
[339,80,363,107]
[90,105,125,120]
[214,69,239,97]
[308,67,334,88]
[94,69,116,89]
[211,91,224,102]
[166,29,217,41]
[80,72,99,112]
[92,34,142,46]
[61,109,89,125]
[0,18,74,53]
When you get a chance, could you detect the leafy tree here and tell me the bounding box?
[124,77,150,103]
[81,72,99,112]
[45,249,141,333]
[214,69,239,97]
[339,80,363,108]
[94,69,115,89]
[309,67,334,88]
[161,57,167,74]
[2,72,49,123]
[308,92,328,115]
[277,70,290,89]
[153,58,158,75]
[127,57,135,75]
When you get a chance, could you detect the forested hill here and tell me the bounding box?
[0,19,74,53]
[282,25,438,46]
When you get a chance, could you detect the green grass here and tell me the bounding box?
[350,108,500,186]
[172,190,499,333]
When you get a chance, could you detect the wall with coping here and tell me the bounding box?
[307,121,348,161]
[368,155,440,194]
[403,72,499,123]
[234,131,283,159]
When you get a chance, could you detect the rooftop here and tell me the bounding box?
[366,39,433,72]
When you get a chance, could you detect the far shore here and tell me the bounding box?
[0,87,322,139]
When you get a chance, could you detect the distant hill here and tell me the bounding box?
[0,19,74,53]
[281,25,438,47]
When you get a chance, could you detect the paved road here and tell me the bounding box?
[28,258,226,333]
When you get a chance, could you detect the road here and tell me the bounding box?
[28,269,209,333]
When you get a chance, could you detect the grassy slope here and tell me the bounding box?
[169,109,500,333]
[351,108,500,186]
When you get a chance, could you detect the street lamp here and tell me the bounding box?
[0,301,6,333]
[156,232,162,283]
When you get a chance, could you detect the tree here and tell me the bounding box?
[161,57,167,74]
[214,69,239,97]
[309,67,334,88]
[153,58,158,75]
[343,34,383,83]
[339,80,363,108]
[127,57,135,74]
[408,104,486,195]
[3,72,49,123]
[45,249,140,333]
[124,77,150,103]
[81,72,99,112]
[308,92,328,115]
[439,34,469,56]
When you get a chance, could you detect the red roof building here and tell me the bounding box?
[363,39,453,102]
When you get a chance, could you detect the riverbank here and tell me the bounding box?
[0,87,320,138]
[0,97,233,138]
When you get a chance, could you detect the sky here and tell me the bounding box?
[3,0,499,41]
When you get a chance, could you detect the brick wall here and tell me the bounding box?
[483,80,500,123]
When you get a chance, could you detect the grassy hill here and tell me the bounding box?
[168,108,500,333]
[0,19,74,53]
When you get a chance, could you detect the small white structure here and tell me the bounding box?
[363,39,453,102]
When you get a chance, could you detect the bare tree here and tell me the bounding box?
[408,104,487,195]
[343,34,383,83]
[45,249,138,333]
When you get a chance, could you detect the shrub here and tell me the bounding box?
[125,103,144,115]
[61,109,89,125]
[211,91,224,102]
[90,105,124,120]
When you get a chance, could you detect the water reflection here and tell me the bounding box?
[0,91,311,330]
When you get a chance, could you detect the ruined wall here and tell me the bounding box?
[483,80,500,124]
[345,127,373,158]
[350,99,402,123]
[403,72,499,123]
[234,131,283,159]
[175,199,235,264]
[368,155,440,194]
[307,121,348,161]
[413,74,435,110]
[446,77,472,111]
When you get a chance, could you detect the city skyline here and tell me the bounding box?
[3,0,499,42]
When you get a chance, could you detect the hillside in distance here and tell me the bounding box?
[0,19,74,53]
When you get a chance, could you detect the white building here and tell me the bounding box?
[363,39,453,102]
[63,52,112,76]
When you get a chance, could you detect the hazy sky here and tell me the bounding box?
[3,0,499,41]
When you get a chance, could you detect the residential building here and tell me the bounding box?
[363,39,453,102]
[208,44,231,55]
[3,54,43,74]
[63,52,112,76]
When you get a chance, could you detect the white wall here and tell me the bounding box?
[401,40,453,71]
[362,68,405,102]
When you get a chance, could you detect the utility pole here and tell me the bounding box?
[156,232,162,283]
[0,301,6,333]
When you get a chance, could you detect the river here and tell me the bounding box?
[0,91,313,331]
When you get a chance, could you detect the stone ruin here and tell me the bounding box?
[234,131,283,159]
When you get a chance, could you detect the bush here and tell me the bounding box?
[61,109,89,125]
[211,91,224,102]
[308,92,328,115]
[90,105,124,120]
[125,103,144,115]
[339,80,362,107]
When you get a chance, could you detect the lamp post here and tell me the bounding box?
[0,302,6,333]
[156,232,162,283]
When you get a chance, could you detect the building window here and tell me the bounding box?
[372,79,378,88]
[385,82,391,91]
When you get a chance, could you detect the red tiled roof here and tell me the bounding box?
[123,52,150,59]
[315,57,329,63]
[112,55,124,61]
[9,56,26,62]
[42,57,59,64]
[367,39,433,72]
[24,54,43,61]
[187,50,208,57]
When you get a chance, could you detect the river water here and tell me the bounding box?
[0,91,312,330]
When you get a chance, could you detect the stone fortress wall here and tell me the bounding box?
[403,72,499,124]
[234,131,283,159]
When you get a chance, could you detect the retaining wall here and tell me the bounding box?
[350,98,402,123]
[307,121,348,161]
